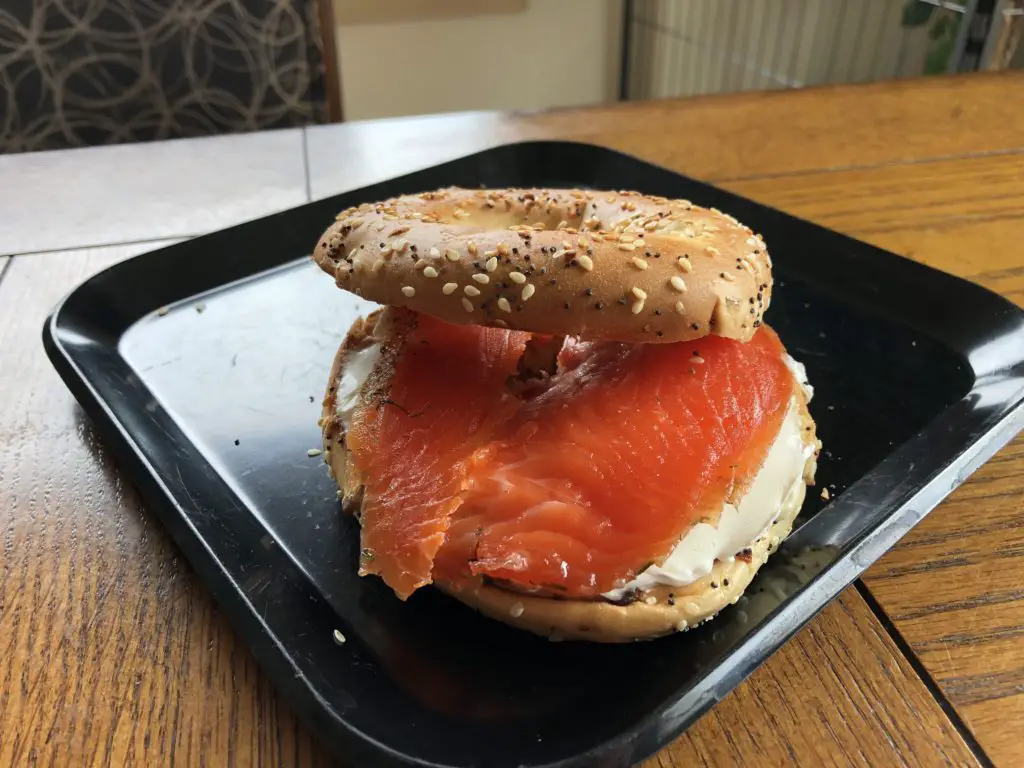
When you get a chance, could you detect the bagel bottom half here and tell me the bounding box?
[320,310,818,643]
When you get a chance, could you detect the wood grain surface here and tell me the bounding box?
[722,150,1024,766]
[0,245,333,767]
[3,72,1024,766]
[305,71,1024,198]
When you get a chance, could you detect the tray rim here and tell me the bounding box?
[42,139,1024,767]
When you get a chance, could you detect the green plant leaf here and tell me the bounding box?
[929,14,955,41]
[902,0,936,26]
[925,31,956,73]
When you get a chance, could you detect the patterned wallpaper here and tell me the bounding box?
[0,0,329,153]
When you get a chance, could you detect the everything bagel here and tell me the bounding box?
[310,185,820,644]
[313,187,772,344]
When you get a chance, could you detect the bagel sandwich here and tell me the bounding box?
[313,187,819,643]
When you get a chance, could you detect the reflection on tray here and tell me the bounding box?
[346,544,839,721]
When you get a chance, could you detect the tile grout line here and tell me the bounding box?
[4,235,191,259]
[0,254,14,289]
[854,580,994,767]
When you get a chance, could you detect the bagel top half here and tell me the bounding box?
[313,187,771,344]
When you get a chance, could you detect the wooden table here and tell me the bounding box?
[2,71,1022,766]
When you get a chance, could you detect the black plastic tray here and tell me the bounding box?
[44,141,1024,768]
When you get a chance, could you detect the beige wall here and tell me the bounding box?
[335,0,622,120]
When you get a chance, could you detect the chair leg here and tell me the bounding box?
[316,0,344,122]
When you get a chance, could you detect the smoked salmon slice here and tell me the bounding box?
[346,315,529,598]
[348,311,794,599]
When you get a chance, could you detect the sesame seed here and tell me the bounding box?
[722,271,736,282]
[401,286,415,297]
[631,299,645,314]
[509,601,525,618]
[675,301,686,315]
[632,257,649,271]
[333,629,346,645]
[677,256,692,272]
[509,271,527,284]
[454,209,470,219]
[577,255,594,271]
[746,236,758,246]
[644,595,657,605]
[461,297,474,313]
[522,284,535,301]
[631,286,647,300]
[562,240,573,250]
[485,257,498,272]
[464,285,481,297]
[670,276,687,293]
[371,259,384,273]
[423,266,439,278]
[445,249,460,262]
[471,273,490,285]
[428,247,440,258]
[497,297,512,313]
[692,355,705,364]
[705,246,721,257]
[388,226,409,237]
[617,243,636,252]
[676,619,689,631]
[467,241,478,255]
[497,242,510,256]
[442,282,458,295]
[307,448,323,457]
